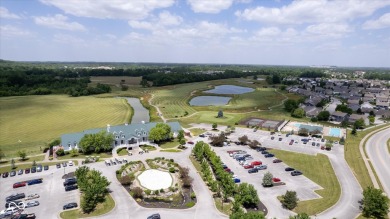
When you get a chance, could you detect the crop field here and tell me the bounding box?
[0,95,131,157]
[90,76,142,86]
[270,149,340,215]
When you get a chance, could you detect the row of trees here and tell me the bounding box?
[75,166,111,213]
[148,123,173,143]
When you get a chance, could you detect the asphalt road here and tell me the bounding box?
[365,127,390,196]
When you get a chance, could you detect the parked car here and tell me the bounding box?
[289,141,294,145]
[56,163,61,168]
[63,178,77,186]
[271,136,275,140]
[36,165,42,172]
[25,201,39,208]
[199,134,205,138]
[285,167,295,171]
[272,177,281,182]
[63,202,78,210]
[312,142,316,146]
[321,139,325,142]
[65,184,78,192]
[25,168,30,174]
[248,168,258,173]
[2,172,9,178]
[256,147,267,151]
[27,179,42,185]
[68,161,74,166]
[43,165,49,171]
[316,143,320,147]
[0,207,16,217]
[279,138,283,141]
[251,161,262,166]
[321,146,325,150]
[6,193,25,202]
[123,158,128,163]
[244,156,253,161]
[17,170,23,175]
[261,150,269,154]
[62,162,67,167]
[243,164,253,169]
[10,171,16,177]
[13,182,27,188]
[273,159,282,163]
[31,167,36,173]
[147,213,161,219]
[264,153,275,158]
[233,178,241,183]
[187,141,194,145]
[224,168,231,173]
[5,200,23,208]
[222,164,228,169]
[291,170,303,176]
[12,213,36,219]
[25,194,40,201]
[255,165,267,170]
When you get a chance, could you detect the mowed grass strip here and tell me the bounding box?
[0,95,131,157]
[345,124,390,189]
[270,149,340,215]
[60,193,115,219]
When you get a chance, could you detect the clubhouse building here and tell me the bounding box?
[60,122,182,151]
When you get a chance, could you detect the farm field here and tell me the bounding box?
[270,149,340,215]
[0,95,131,157]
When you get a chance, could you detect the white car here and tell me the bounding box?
[68,161,74,166]
[25,194,40,201]
[0,207,17,216]
[26,201,39,208]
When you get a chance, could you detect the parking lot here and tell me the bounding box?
[0,164,79,218]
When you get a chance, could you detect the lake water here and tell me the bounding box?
[189,96,232,106]
[204,85,254,94]
[124,98,150,124]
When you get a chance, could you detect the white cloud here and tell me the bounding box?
[53,33,85,44]
[187,0,234,13]
[34,14,86,31]
[0,25,32,38]
[235,0,390,24]
[362,13,390,29]
[129,11,182,30]
[0,7,21,19]
[304,23,352,39]
[158,11,183,26]
[39,0,175,20]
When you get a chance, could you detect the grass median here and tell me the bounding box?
[0,160,79,173]
[60,193,115,219]
[270,149,340,215]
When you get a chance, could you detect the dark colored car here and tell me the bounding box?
[13,182,27,188]
[6,193,25,202]
[248,168,258,173]
[147,213,161,219]
[62,162,67,167]
[2,172,9,178]
[5,200,23,208]
[25,168,30,174]
[43,165,49,171]
[56,163,61,168]
[256,147,266,152]
[271,136,275,140]
[222,164,228,169]
[199,134,205,137]
[10,171,16,177]
[273,159,282,163]
[285,167,295,171]
[291,170,303,176]
[312,142,315,146]
[187,141,194,145]
[63,178,77,186]
[12,213,36,219]
[31,166,36,173]
[65,184,78,191]
[279,138,283,141]
[264,153,275,158]
[261,150,269,154]
[28,178,43,185]
[233,178,241,183]
[63,202,78,210]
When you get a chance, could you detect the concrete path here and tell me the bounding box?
[148,93,167,123]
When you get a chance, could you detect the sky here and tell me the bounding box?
[1,0,390,67]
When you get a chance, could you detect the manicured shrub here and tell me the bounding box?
[55,148,65,156]
[145,189,151,195]
[132,187,143,199]
[169,167,175,173]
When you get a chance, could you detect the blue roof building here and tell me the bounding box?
[61,122,181,151]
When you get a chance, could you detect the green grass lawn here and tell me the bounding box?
[60,193,115,219]
[140,145,157,151]
[189,128,206,136]
[116,148,128,156]
[0,154,45,165]
[345,124,390,189]
[0,160,79,173]
[159,139,180,149]
[0,95,131,157]
[160,149,181,152]
[270,149,340,215]
[56,152,112,160]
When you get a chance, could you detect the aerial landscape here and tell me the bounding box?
[0,0,390,219]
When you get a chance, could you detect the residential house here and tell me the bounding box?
[376,97,389,110]
[330,111,348,122]
[376,109,390,119]
[303,106,322,118]
[348,114,369,126]
[348,103,360,112]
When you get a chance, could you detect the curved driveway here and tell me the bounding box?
[365,127,390,196]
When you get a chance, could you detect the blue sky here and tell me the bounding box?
[1,0,390,67]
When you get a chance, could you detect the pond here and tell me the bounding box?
[204,85,254,94]
[189,96,232,106]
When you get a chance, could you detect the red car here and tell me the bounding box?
[224,168,231,172]
[251,161,262,166]
[227,150,239,154]
[243,164,253,169]
[13,182,26,188]
[321,146,325,150]
[272,178,281,183]
[187,141,194,145]
[25,168,30,174]
[273,159,282,163]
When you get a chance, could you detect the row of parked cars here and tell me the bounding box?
[13,178,43,189]
[64,177,78,192]
[2,192,39,218]
[1,165,49,179]
[105,157,128,166]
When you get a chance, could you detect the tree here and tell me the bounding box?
[217,110,223,118]
[177,130,184,142]
[362,186,389,218]
[235,183,260,208]
[209,132,226,147]
[317,111,330,121]
[32,160,36,166]
[140,78,149,87]
[248,140,260,149]
[289,213,311,219]
[354,118,365,129]
[230,211,265,219]
[119,175,132,186]
[284,99,298,112]
[339,136,345,145]
[292,108,305,118]
[11,158,16,169]
[298,128,309,137]
[0,149,5,161]
[351,127,357,135]
[341,120,348,128]
[368,115,375,124]
[281,190,299,210]
[69,148,79,157]
[179,139,186,146]
[238,135,249,145]
[79,131,114,153]
[336,104,353,114]
[132,187,143,198]
[149,123,172,143]
[56,148,65,156]
[262,172,273,187]
[17,150,27,161]
[212,123,218,130]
